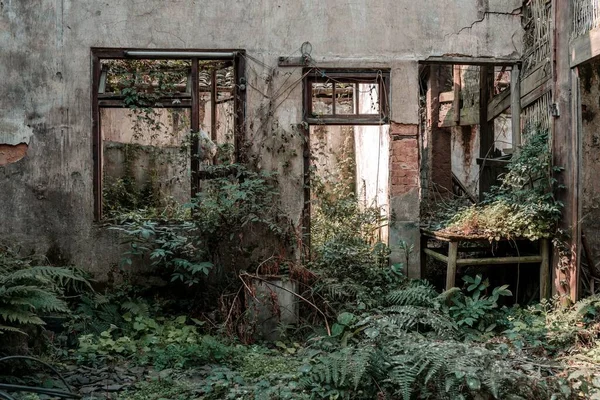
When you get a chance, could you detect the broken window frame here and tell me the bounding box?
[91,48,246,221]
[303,68,391,125]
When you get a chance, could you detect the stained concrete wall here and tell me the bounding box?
[0,0,523,278]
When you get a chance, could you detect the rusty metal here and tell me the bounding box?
[234,51,247,164]
[91,52,102,221]
[191,58,200,199]
[211,68,218,142]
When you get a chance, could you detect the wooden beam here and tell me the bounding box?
[487,89,511,122]
[456,255,542,266]
[570,27,600,67]
[423,56,520,66]
[521,79,552,109]
[511,64,522,151]
[521,62,551,99]
[439,106,479,127]
[424,248,449,264]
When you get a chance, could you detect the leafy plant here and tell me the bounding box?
[448,274,512,332]
[443,128,563,241]
[0,248,90,336]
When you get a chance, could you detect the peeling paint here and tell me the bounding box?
[0,143,28,165]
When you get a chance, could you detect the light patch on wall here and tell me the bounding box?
[0,112,35,145]
[0,143,28,165]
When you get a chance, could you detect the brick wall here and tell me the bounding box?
[390,123,419,196]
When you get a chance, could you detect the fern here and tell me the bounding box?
[383,305,457,335]
[386,280,439,307]
[0,247,90,336]
[301,345,376,394]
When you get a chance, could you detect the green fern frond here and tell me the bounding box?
[0,307,45,325]
[387,280,439,307]
[0,324,26,335]
[5,266,92,290]
[383,305,456,334]
[122,300,150,317]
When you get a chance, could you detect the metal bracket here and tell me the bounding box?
[278,56,311,68]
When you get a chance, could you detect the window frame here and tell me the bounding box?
[302,68,391,125]
[91,48,246,221]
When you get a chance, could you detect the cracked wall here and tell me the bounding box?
[0,0,523,278]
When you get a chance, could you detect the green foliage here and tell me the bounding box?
[444,128,563,241]
[310,173,404,313]
[449,274,512,332]
[75,314,240,370]
[0,248,89,337]
[111,164,288,286]
[112,220,213,286]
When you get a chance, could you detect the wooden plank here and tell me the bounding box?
[446,242,459,290]
[540,239,551,299]
[521,79,552,109]
[487,88,511,122]
[570,27,600,67]
[511,65,522,151]
[424,248,450,263]
[520,61,551,98]
[457,255,542,266]
[439,106,479,127]
[439,91,454,103]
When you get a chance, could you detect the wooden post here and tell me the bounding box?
[421,235,429,277]
[552,0,578,302]
[510,64,521,153]
[453,65,462,125]
[446,241,459,290]
[540,239,551,299]
[479,66,495,199]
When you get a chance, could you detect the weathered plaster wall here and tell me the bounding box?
[0,0,523,278]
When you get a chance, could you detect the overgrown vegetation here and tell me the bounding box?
[0,247,89,337]
[428,128,563,241]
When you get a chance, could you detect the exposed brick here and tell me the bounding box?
[0,143,28,166]
[390,123,418,137]
[389,128,419,197]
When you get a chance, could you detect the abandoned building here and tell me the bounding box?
[1,0,598,303]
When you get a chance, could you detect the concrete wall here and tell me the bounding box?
[0,0,523,278]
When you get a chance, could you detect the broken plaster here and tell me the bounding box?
[0,143,28,166]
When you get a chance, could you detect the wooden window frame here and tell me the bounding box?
[91,48,246,221]
[303,68,391,125]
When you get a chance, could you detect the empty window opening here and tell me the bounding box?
[303,69,391,255]
[304,69,390,125]
[419,63,516,205]
[92,50,245,221]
